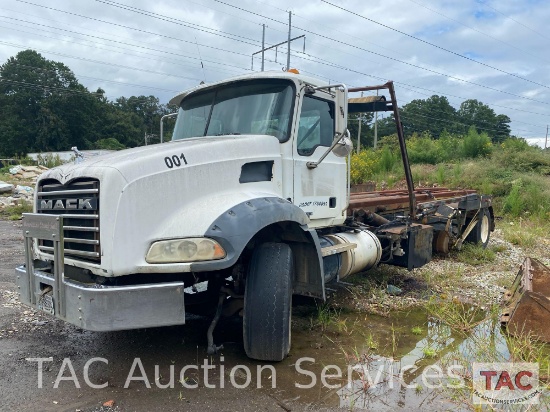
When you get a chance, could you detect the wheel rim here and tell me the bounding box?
[480,214,490,243]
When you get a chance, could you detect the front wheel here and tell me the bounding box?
[243,242,293,361]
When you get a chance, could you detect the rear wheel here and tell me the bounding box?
[243,242,293,361]
[466,208,491,248]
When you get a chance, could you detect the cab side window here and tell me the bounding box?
[297,96,335,156]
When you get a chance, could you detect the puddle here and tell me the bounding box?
[30,300,548,411]
[213,301,549,410]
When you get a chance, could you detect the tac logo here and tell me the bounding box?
[472,362,540,405]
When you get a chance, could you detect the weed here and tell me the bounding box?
[501,218,550,249]
[36,153,65,168]
[390,323,398,357]
[462,127,492,158]
[434,164,446,185]
[503,181,524,217]
[411,326,423,335]
[377,147,398,173]
[365,333,378,350]
[425,297,486,333]
[452,162,462,184]
[312,302,340,331]
[422,346,437,358]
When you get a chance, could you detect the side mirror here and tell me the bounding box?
[332,130,353,157]
[307,129,353,169]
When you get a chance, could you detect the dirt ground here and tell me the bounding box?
[1,218,548,411]
[0,220,300,412]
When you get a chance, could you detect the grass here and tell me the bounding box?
[0,202,32,220]
[500,218,550,248]
[352,138,550,223]
[311,302,341,331]
[435,306,550,410]
[425,297,486,334]
[453,243,496,266]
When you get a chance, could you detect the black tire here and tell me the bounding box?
[243,242,293,361]
[465,208,491,248]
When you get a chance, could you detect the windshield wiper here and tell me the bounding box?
[215,132,241,136]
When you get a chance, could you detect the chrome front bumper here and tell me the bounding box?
[15,213,185,331]
[15,265,186,331]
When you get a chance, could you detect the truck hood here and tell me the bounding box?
[41,135,280,185]
[35,134,286,276]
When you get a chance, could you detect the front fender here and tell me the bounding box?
[191,196,310,272]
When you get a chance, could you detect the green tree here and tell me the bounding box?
[457,99,505,140]
[0,50,103,155]
[493,114,512,143]
[400,95,457,138]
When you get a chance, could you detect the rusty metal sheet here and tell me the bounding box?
[501,258,550,342]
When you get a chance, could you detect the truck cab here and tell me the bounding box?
[169,71,350,227]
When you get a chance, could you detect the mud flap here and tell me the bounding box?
[501,257,550,342]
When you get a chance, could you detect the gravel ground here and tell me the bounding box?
[1,217,548,411]
[336,225,550,314]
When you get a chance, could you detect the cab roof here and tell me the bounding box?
[169,71,332,107]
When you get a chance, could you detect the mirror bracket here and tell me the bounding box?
[306,129,352,169]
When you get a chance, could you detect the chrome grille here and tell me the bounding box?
[37,178,101,263]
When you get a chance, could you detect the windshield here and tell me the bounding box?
[172,79,294,142]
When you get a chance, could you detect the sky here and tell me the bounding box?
[0,0,549,147]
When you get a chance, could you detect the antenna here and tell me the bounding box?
[194,35,206,82]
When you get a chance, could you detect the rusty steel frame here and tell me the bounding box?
[348,188,476,213]
[349,81,416,218]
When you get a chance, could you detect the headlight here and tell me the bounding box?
[146,238,226,263]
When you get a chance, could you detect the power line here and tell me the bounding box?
[406,0,550,65]
[0,17,256,76]
[479,0,550,41]
[2,1,545,136]
[10,2,255,59]
[2,62,182,93]
[94,0,261,46]
[206,0,548,127]
[0,78,101,96]
[322,0,550,91]
[0,35,245,79]
[0,15,252,62]
[285,49,550,127]
[212,0,550,107]
[395,83,546,129]
[1,3,310,76]
[400,112,527,134]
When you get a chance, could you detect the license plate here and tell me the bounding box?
[38,293,54,315]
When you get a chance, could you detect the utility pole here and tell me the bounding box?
[374,90,378,149]
[287,11,292,70]
[261,24,265,71]
[357,117,362,154]
[546,125,548,149]
[251,34,305,70]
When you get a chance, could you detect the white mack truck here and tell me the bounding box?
[16,70,494,361]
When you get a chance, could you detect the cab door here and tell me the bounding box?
[292,93,348,228]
